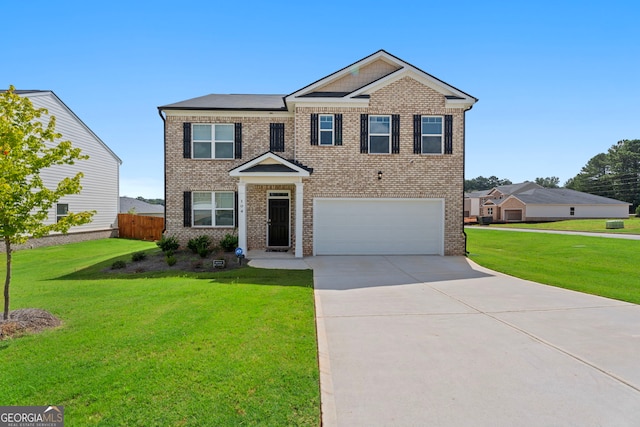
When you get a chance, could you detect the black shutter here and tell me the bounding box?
[183,191,192,227]
[310,114,318,145]
[183,123,191,158]
[413,115,422,154]
[270,123,285,152]
[234,191,238,228]
[334,114,343,146]
[234,123,242,159]
[360,114,369,153]
[391,114,400,154]
[444,115,453,154]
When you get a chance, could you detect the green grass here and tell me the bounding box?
[0,239,319,426]
[480,216,640,234]
[466,228,640,304]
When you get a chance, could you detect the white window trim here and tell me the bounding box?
[319,114,334,146]
[421,115,444,155]
[192,123,235,160]
[369,115,391,154]
[192,191,235,227]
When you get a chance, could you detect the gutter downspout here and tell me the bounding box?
[157,108,167,234]
[462,104,474,256]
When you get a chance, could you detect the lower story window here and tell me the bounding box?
[56,204,68,222]
[570,207,575,216]
[486,207,493,215]
[193,191,235,227]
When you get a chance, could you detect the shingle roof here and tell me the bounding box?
[120,197,165,214]
[494,182,542,195]
[159,94,286,111]
[514,188,629,205]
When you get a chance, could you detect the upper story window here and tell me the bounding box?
[319,115,334,145]
[192,124,234,159]
[369,115,391,154]
[56,204,68,223]
[192,191,235,227]
[421,116,443,154]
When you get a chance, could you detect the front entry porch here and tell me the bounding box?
[229,152,311,258]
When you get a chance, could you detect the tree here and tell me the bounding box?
[1,86,94,320]
[534,176,560,188]
[464,176,512,192]
[566,140,640,209]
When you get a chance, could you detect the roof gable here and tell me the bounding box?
[13,90,122,164]
[285,50,477,108]
[229,151,312,177]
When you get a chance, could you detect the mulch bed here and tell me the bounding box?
[106,249,245,274]
[0,308,61,340]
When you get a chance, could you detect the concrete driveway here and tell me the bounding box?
[306,256,640,427]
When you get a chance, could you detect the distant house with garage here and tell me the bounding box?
[158,50,477,256]
[9,90,121,248]
[466,182,629,222]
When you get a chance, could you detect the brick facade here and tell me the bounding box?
[161,51,475,256]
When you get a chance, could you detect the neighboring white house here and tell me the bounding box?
[13,90,122,248]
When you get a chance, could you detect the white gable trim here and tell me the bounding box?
[285,50,477,109]
[229,152,311,177]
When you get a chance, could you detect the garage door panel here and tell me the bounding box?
[314,199,443,255]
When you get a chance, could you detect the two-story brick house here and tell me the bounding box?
[158,50,477,257]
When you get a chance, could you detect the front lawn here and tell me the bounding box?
[477,216,640,234]
[0,239,319,426]
[466,228,640,304]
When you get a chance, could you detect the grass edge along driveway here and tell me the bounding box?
[466,227,640,305]
[0,239,320,426]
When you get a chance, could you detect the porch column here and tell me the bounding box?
[295,181,304,258]
[238,181,247,253]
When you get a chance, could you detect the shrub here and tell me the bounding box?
[188,235,212,256]
[131,251,147,262]
[157,235,180,253]
[220,233,238,252]
[111,260,126,270]
[165,255,177,266]
[636,205,640,217]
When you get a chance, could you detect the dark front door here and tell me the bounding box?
[268,199,289,247]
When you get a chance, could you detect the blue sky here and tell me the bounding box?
[2,0,638,198]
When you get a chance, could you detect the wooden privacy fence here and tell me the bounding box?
[118,214,164,241]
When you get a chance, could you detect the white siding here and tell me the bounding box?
[23,92,121,233]
[526,204,629,219]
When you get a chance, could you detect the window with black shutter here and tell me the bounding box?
[270,123,285,152]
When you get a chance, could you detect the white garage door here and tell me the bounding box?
[313,198,444,255]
